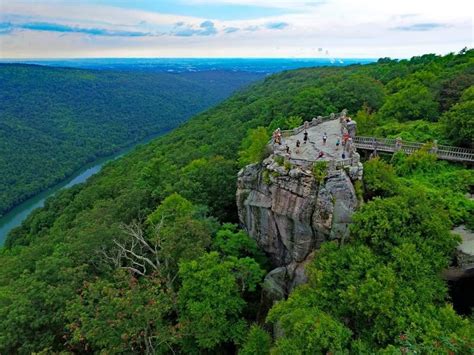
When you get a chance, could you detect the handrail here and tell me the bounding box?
[279,111,346,137]
[353,136,474,163]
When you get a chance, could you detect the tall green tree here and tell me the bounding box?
[238,127,270,167]
[178,252,265,351]
[441,86,474,147]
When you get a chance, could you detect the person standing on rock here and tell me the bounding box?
[296,140,301,154]
[276,128,282,145]
[303,131,308,144]
[336,137,340,150]
[323,133,327,145]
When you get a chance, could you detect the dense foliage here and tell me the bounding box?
[267,155,473,353]
[0,64,263,216]
[0,50,473,353]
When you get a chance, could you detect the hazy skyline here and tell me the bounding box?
[0,0,472,58]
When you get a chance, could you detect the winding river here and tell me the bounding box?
[0,134,163,245]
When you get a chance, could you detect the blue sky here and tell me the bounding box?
[78,0,293,20]
[0,0,472,58]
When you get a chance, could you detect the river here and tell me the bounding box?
[0,134,163,245]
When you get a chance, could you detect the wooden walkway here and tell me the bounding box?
[272,111,474,164]
[354,136,474,163]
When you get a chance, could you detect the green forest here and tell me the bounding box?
[0,64,263,217]
[0,50,473,353]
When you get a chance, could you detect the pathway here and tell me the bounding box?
[279,119,344,162]
[353,136,474,163]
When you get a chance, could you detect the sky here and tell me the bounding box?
[0,0,472,58]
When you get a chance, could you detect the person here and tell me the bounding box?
[323,133,327,145]
[272,130,277,145]
[336,137,340,149]
[317,151,324,159]
[303,131,308,144]
[286,145,290,154]
[342,152,346,159]
[276,128,282,145]
[295,139,301,153]
[343,132,350,145]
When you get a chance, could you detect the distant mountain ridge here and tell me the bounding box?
[0,64,264,216]
[1,57,375,73]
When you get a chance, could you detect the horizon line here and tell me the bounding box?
[0,56,384,61]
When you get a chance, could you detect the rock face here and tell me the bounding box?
[453,226,474,270]
[237,155,358,298]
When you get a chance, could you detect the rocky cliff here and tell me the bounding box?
[237,154,359,299]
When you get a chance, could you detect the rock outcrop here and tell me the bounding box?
[237,155,358,299]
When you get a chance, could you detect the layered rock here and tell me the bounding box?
[237,155,358,299]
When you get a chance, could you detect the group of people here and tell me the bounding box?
[272,118,356,161]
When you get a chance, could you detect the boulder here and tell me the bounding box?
[237,155,359,290]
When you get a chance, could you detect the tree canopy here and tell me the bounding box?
[0,50,473,353]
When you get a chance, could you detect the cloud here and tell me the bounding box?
[244,25,260,32]
[0,0,471,59]
[199,20,217,35]
[3,21,154,37]
[240,21,289,32]
[265,21,289,30]
[171,20,218,36]
[392,22,448,31]
[224,26,239,33]
[0,22,13,35]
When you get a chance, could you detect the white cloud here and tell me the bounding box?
[0,0,472,58]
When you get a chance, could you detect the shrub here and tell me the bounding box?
[363,157,399,199]
[274,156,284,165]
[238,127,270,167]
[312,161,328,184]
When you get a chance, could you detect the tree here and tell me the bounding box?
[351,189,459,267]
[171,156,238,221]
[65,271,175,354]
[268,302,352,353]
[238,127,270,167]
[239,324,272,355]
[441,86,474,148]
[325,74,385,112]
[285,115,303,129]
[178,252,264,351]
[377,84,439,122]
[438,70,474,111]
[146,193,215,275]
[291,87,336,119]
[363,157,399,199]
[212,223,268,269]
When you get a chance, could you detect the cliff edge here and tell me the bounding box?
[237,113,362,299]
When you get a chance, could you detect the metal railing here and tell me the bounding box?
[353,136,474,163]
[279,111,345,138]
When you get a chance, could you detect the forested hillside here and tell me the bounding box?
[0,50,473,353]
[0,64,263,216]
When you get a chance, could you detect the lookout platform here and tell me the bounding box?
[271,110,474,171]
[271,112,362,178]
